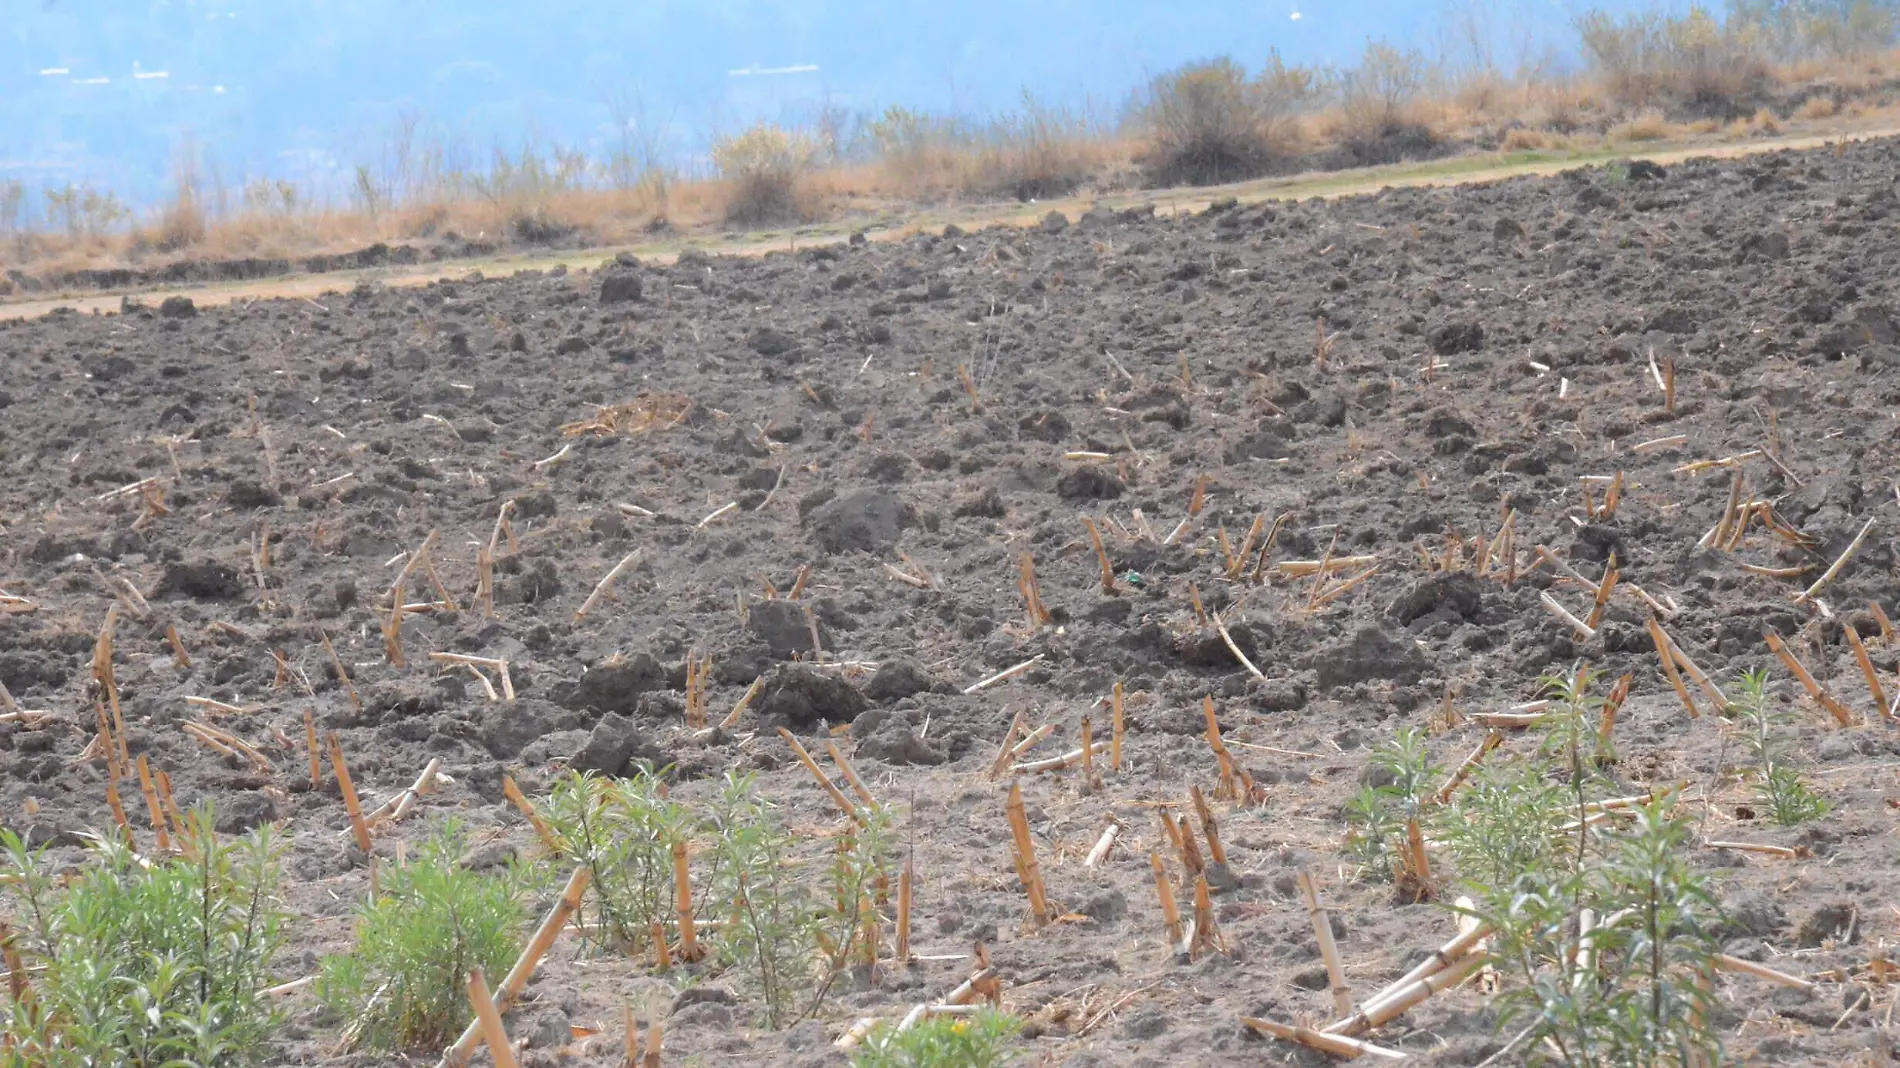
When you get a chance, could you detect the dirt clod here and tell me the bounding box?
[757,663,868,728]
[805,488,905,555]
[560,653,667,715]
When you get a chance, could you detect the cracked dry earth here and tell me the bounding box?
[3,134,1900,1067]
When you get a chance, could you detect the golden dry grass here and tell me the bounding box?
[5,45,1899,284]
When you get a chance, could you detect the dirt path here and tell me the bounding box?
[4,123,1895,322]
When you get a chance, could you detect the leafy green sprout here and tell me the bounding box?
[851,1009,1022,1068]
[0,804,288,1068]
[1724,668,1829,826]
[316,822,531,1052]
[1344,726,1437,881]
[1475,801,1722,1067]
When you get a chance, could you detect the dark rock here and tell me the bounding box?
[1572,523,1625,564]
[156,559,244,601]
[1292,966,1331,991]
[1646,306,1698,334]
[158,295,197,319]
[1428,320,1484,355]
[1079,889,1128,923]
[806,489,906,555]
[600,273,644,303]
[855,727,946,766]
[1118,1006,1168,1040]
[213,791,279,834]
[954,485,1007,518]
[1203,861,1241,894]
[670,1002,732,1030]
[1311,625,1431,689]
[560,654,667,715]
[1388,572,1482,625]
[758,664,867,728]
[673,987,738,1012]
[1796,903,1859,948]
[865,659,948,702]
[525,1012,572,1050]
[749,328,798,357]
[1056,466,1125,501]
[226,479,281,510]
[1426,409,1476,439]
[481,700,555,759]
[460,840,520,871]
[570,712,648,777]
[555,335,590,354]
[1176,621,1266,669]
[1720,890,1786,941]
[747,598,828,658]
[1040,210,1070,233]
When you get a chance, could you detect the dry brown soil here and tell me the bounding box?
[2,134,1899,1066]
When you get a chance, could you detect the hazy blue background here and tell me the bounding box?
[2,0,1693,211]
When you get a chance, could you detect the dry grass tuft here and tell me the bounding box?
[1610,110,1677,141]
[713,124,813,227]
[560,394,694,438]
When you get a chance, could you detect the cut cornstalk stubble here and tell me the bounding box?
[1714,952,1813,990]
[1084,517,1117,592]
[1085,820,1121,868]
[1017,551,1053,629]
[1764,631,1855,726]
[382,530,442,667]
[465,968,520,1068]
[1430,731,1504,806]
[1184,874,1223,960]
[962,654,1044,695]
[824,740,878,808]
[1241,1017,1407,1062]
[987,711,1028,781]
[1540,591,1596,641]
[778,728,865,825]
[1707,841,1805,859]
[437,866,592,1068]
[326,732,374,878]
[1277,555,1376,579]
[1300,871,1355,1020]
[428,652,516,702]
[895,859,914,962]
[576,550,642,621]
[1330,949,1487,1036]
[1189,785,1227,867]
[1213,609,1266,681]
[1005,783,1052,927]
[136,755,171,855]
[364,757,444,831]
[1842,624,1889,720]
[1150,853,1183,944]
[1797,516,1874,605]
[673,840,704,962]
[1328,922,1491,1035]
[182,720,274,773]
[502,774,565,854]
[720,677,763,730]
[1658,618,1727,712]
[1010,740,1109,775]
[1647,617,1701,718]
